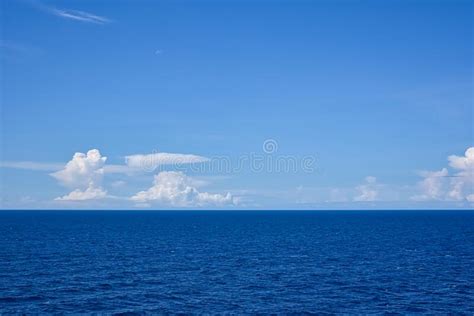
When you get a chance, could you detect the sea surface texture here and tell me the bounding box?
[1,211,473,314]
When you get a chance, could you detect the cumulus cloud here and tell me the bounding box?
[448,147,474,171]
[447,147,474,201]
[51,149,108,201]
[412,168,449,201]
[51,149,106,188]
[354,176,379,201]
[413,147,474,202]
[131,171,234,207]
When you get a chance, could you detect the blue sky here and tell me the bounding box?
[0,0,472,209]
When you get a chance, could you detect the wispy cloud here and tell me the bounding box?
[50,8,111,24]
[0,151,209,175]
[125,152,209,172]
[0,161,63,171]
[32,1,111,25]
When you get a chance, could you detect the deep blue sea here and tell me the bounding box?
[1,211,473,314]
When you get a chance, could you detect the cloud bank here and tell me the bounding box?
[45,149,221,205]
[3,146,472,207]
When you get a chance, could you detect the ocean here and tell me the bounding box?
[1,210,473,314]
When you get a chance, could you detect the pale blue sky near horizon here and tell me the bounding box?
[0,0,472,209]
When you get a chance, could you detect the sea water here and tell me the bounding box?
[1,210,473,313]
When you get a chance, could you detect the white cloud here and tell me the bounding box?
[412,168,448,201]
[55,186,107,201]
[31,1,111,24]
[467,194,474,203]
[447,147,474,201]
[51,8,111,24]
[131,171,234,207]
[125,152,209,172]
[448,147,474,171]
[412,147,474,202]
[1,151,209,176]
[365,176,377,184]
[354,176,379,201]
[447,178,465,201]
[51,149,106,188]
[51,149,108,201]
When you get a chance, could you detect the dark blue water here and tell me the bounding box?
[1,211,473,314]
